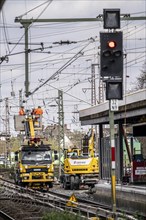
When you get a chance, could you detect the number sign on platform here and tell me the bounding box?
[110,99,119,111]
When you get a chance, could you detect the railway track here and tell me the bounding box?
[0,178,52,220]
[48,188,145,220]
[0,178,144,220]
[0,210,16,220]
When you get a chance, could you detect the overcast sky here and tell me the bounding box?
[0,0,146,134]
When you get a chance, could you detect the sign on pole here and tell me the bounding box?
[110,99,119,111]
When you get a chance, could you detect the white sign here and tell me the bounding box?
[135,170,146,175]
[110,99,119,111]
[135,167,146,175]
[69,158,92,166]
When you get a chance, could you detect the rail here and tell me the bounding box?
[0,178,142,220]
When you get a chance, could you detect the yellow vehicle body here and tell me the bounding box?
[15,145,55,189]
[63,155,99,189]
[64,156,98,175]
[14,114,56,189]
[61,129,99,190]
[18,164,54,188]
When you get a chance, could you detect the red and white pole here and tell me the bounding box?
[109,101,116,213]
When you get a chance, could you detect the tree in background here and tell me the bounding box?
[10,136,21,152]
[135,61,146,90]
[45,137,58,150]
[70,130,84,147]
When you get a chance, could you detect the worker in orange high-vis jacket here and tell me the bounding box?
[19,106,25,115]
[34,106,43,115]
[33,106,43,127]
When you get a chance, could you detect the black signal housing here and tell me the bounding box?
[100,32,123,78]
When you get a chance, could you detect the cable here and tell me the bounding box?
[17,0,53,19]
[0,0,54,64]
[47,84,92,106]
[1,10,10,54]
[29,41,92,96]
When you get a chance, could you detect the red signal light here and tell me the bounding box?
[108,41,116,48]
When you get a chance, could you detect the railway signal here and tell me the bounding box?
[100,9,123,214]
[100,32,123,78]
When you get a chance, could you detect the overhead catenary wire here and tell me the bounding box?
[0,0,54,64]
[1,10,10,54]
[17,0,53,19]
[46,84,92,106]
[0,1,146,134]
[29,41,93,96]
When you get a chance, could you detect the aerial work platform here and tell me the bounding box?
[14,115,43,132]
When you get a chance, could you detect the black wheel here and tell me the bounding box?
[17,175,22,186]
[49,182,53,188]
[60,175,64,184]
[63,179,68,190]
[14,173,19,185]
[70,176,75,190]
[18,181,23,187]
[74,176,80,190]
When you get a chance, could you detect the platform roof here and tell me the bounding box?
[79,88,146,126]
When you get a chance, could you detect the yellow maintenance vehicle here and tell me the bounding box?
[14,111,57,189]
[60,129,99,190]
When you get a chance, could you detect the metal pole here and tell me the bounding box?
[58,92,61,177]
[58,90,65,177]
[22,23,30,97]
[5,98,10,167]
[19,89,23,107]
[91,64,96,106]
[15,16,146,24]
[0,0,6,10]
[109,100,116,213]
